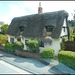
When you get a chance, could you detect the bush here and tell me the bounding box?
[4,43,14,53]
[0,34,8,45]
[41,48,55,59]
[1,24,9,34]
[26,40,40,52]
[62,37,67,43]
[13,41,24,50]
[60,42,65,50]
[58,51,75,70]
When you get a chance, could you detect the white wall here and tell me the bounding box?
[39,38,60,56]
[60,18,68,36]
[60,18,68,42]
[21,37,31,50]
[8,35,60,56]
[8,35,17,43]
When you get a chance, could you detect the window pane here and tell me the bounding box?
[39,41,44,47]
[46,26,53,32]
[10,38,14,43]
[25,40,28,45]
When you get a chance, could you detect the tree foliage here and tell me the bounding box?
[1,24,9,34]
[68,20,75,27]
[0,21,4,25]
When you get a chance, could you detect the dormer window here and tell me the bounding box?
[19,25,26,32]
[45,26,54,32]
[19,26,24,32]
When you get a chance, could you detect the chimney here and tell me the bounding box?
[38,2,43,14]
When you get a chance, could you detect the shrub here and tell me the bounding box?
[41,48,55,59]
[0,34,8,45]
[58,51,75,70]
[13,41,24,50]
[60,42,65,50]
[1,24,9,34]
[62,37,67,43]
[4,43,14,53]
[26,40,40,52]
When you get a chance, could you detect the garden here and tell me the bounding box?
[0,40,55,64]
[59,37,75,70]
[0,37,75,70]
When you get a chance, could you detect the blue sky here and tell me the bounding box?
[0,1,75,24]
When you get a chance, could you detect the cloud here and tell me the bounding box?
[0,16,11,24]
[1,1,75,24]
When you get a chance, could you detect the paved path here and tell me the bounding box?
[0,50,75,74]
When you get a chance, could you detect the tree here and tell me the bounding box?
[1,24,9,34]
[68,20,75,27]
[0,21,4,25]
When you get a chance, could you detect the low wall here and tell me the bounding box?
[15,50,40,59]
[0,45,4,50]
[15,50,49,65]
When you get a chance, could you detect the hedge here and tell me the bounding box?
[58,51,75,70]
[41,48,55,59]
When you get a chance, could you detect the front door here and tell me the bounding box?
[17,37,21,41]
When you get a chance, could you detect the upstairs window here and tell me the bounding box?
[45,26,53,32]
[63,27,65,32]
[63,26,67,32]
[19,26,25,32]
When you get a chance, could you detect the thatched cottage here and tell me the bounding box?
[6,3,69,56]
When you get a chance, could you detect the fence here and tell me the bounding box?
[64,41,75,52]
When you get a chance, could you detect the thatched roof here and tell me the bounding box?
[6,10,68,38]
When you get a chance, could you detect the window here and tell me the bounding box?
[39,40,44,47]
[63,26,67,32]
[63,27,65,32]
[19,26,24,32]
[10,38,14,43]
[46,26,53,32]
[25,40,28,45]
[73,30,75,33]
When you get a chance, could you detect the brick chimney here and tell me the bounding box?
[38,2,43,14]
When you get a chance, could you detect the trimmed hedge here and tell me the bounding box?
[26,40,40,53]
[4,43,14,53]
[13,41,24,50]
[41,48,55,59]
[58,51,75,70]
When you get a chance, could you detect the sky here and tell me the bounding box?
[0,1,75,24]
